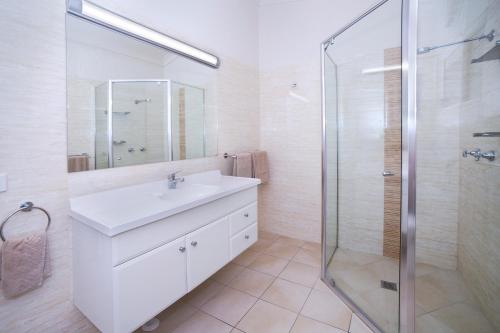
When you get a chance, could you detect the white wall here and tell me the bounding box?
[258,0,381,242]
[0,0,259,331]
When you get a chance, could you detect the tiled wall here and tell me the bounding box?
[0,1,259,331]
[257,0,379,243]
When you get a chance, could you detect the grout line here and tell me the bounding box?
[287,282,315,333]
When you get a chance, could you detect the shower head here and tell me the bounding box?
[134,98,151,104]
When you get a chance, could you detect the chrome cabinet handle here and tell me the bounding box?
[244,235,250,239]
[382,171,395,177]
[191,241,198,247]
[244,213,249,217]
[179,246,186,253]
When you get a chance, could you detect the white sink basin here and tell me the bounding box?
[69,170,261,236]
[153,183,219,201]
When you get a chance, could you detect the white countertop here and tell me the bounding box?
[69,170,261,236]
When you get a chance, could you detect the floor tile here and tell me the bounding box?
[301,289,352,331]
[249,238,274,253]
[291,315,346,333]
[259,230,280,241]
[212,263,245,285]
[171,311,232,333]
[248,254,289,276]
[292,248,321,268]
[185,280,224,308]
[237,300,297,333]
[276,236,304,247]
[265,243,300,260]
[302,241,322,252]
[261,278,311,313]
[232,249,261,266]
[279,261,320,287]
[416,302,496,333]
[314,279,332,293]
[229,268,275,297]
[230,329,245,333]
[201,287,257,326]
[144,300,197,333]
[415,268,473,313]
[349,314,373,333]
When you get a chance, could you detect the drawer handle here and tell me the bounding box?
[245,234,250,239]
[179,246,186,253]
[191,241,198,247]
[244,213,249,217]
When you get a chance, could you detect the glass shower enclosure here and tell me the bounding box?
[321,0,499,333]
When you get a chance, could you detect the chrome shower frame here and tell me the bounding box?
[320,0,418,332]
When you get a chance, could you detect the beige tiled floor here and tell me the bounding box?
[136,232,372,333]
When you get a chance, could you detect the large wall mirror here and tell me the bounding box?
[66,12,218,172]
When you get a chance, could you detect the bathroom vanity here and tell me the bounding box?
[70,170,260,333]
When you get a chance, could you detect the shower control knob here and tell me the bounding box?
[245,235,250,240]
[191,241,198,247]
[179,246,186,253]
[244,213,249,217]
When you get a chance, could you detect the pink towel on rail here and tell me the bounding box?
[232,153,253,178]
[0,231,51,298]
[252,150,269,184]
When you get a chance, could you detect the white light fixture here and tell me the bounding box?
[67,0,220,68]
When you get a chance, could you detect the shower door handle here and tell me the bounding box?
[382,171,395,177]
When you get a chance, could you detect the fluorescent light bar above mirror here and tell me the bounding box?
[67,0,220,68]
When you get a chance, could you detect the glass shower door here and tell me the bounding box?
[322,0,402,332]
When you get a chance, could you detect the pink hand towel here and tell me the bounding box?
[232,152,253,178]
[0,231,51,298]
[252,150,269,184]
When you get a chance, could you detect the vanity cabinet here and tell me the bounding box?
[72,179,259,333]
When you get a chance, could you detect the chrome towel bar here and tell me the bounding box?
[223,153,237,159]
[472,132,500,137]
[0,202,51,241]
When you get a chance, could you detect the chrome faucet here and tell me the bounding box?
[462,149,496,162]
[167,170,184,189]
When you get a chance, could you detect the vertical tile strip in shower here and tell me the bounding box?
[383,47,402,260]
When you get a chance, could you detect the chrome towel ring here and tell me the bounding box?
[0,202,51,242]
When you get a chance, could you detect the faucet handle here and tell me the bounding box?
[167,170,182,180]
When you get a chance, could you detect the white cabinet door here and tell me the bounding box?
[113,237,187,333]
[187,217,229,290]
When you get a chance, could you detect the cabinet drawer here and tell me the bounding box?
[229,202,257,236]
[230,223,258,259]
[113,237,187,333]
